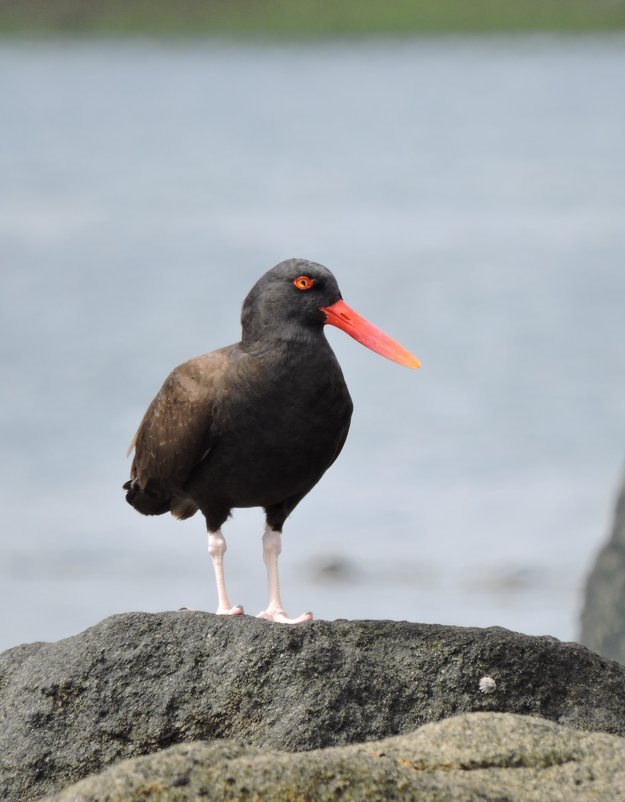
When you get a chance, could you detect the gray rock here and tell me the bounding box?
[3,612,625,801]
[43,712,625,802]
[581,474,625,663]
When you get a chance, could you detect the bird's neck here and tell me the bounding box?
[241,318,329,358]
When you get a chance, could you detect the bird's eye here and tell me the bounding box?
[293,275,314,291]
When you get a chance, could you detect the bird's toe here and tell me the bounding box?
[256,608,313,624]
[217,604,245,616]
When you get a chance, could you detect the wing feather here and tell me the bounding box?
[129,348,232,494]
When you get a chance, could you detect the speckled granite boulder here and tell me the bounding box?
[3,612,625,801]
[581,472,625,663]
[43,713,625,802]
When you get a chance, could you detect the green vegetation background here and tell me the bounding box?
[1,0,625,35]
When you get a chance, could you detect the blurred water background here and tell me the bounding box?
[1,34,625,651]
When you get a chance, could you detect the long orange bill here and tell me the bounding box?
[320,299,421,369]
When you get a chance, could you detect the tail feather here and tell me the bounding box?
[170,496,199,520]
[123,479,170,517]
[123,480,199,520]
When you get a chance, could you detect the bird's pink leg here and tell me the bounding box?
[256,526,313,624]
[208,530,244,616]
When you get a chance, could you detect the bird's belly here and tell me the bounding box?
[188,388,351,510]
[209,425,344,507]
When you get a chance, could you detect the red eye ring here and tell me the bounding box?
[293,275,314,291]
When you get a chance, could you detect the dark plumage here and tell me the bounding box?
[124,258,419,623]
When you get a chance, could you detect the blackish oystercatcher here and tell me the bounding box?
[124,259,419,623]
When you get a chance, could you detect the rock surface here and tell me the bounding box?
[581,472,625,663]
[3,612,625,801]
[43,712,625,802]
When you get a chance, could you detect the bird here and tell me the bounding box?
[124,258,419,623]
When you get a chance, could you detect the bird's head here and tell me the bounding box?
[242,258,420,369]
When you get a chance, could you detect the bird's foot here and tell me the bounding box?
[216,604,245,616]
[256,608,313,624]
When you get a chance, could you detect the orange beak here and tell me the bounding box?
[320,299,421,370]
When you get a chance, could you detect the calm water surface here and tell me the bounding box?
[1,36,625,650]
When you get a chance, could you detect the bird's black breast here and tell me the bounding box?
[185,341,353,512]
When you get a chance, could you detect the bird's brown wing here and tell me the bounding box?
[128,348,233,494]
